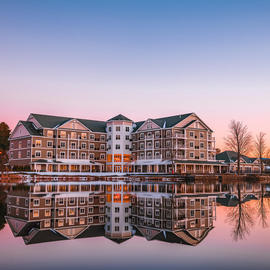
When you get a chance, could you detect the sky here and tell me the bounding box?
[0,0,270,149]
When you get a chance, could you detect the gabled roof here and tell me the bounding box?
[14,121,42,136]
[133,113,193,132]
[107,114,132,122]
[30,113,107,133]
[216,151,254,164]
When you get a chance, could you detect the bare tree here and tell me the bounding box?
[254,132,267,174]
[224,120,253,174]
[226,184,255,241]
[256,185,269,228]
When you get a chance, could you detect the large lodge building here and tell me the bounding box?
[9,112,227,174]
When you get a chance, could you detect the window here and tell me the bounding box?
[71,132,76,139]
[81,143,86,149]
[58,198,64,205]
[45,209,51,217]
[47,141,53,147]
[89,197,94,204]
[125,145,129,150]
[125,135,130,140]
[33,199,39,206]
[58,219,64,227]
[81,133,87,139]
[100,135,105,141]
[89,153,94,159]
[190,142,194,148]
[126,127,130,132]
[88,217,93,223]
[100,144,105,150]
[201,210,205,217]
[44,220,50,228]
[35,140,41,147]
[99,216,104,223]
[69,198,75,204]
[80,208,85,214]
[27,140,31,147]
[88,207,94,214]
[115,207,120,213]
[90,134,95,140]
[19,141,22,148]
[140,133,144,139]
[60,141,66,148]
[27,150,30,158]
[71,152,76,159]
[190,131,194,137]
[100,154,105,160]
[69,208,76,215]
[190,152,194,158]
[115,226,120,232]
[200,153,205,159]
[60,131,66,138]
[79,218,85,225]
[190,200,195,206]
[81,152,86,159]
[125,207,129,213]
[191,210,195,217]
[71,142,76,149]
[116,126,120,131]
[155,141,160,148]
[45,199,51,205]
[60,152,65,159]
[58,209,64,216]
[116,144,120,150]
[116,135,120,140]
[99,206,104,213]
[125,226,129,231]
[47,130,53,137]
[47,151,52,158]
[115,217,120,223]
[10,143,14,149]
[80,197,85,204]
[33,210,39,218]
[89,144,94,149]
[200,132,204,138]
[18,151,21,159]
[200,142,204,148]
[125,217,129,223]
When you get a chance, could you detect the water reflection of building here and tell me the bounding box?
[6,181,266,246]
[6,183,107,244]
[105,183,133,243]
[130,183,218,246]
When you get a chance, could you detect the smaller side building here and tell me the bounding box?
[216,151,270,173]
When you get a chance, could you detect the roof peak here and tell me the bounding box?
[107,114,132,122]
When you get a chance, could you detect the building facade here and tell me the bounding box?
[9,112,224,174]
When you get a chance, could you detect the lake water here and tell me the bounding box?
[0,179,270,270]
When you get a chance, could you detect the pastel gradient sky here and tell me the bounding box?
[1,0,270,149]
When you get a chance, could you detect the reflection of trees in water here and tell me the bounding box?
[256,185,270,229]
[226,184,255,241]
